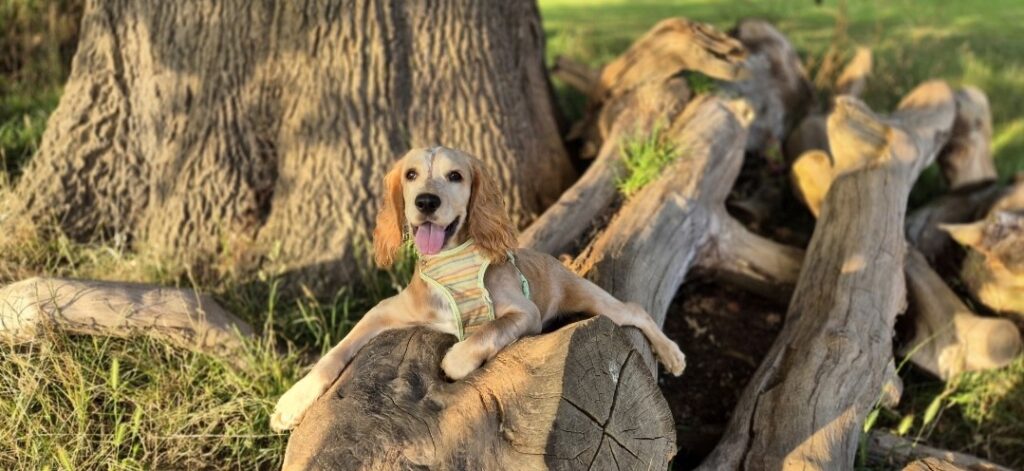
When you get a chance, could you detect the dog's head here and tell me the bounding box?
[373,146,516,267]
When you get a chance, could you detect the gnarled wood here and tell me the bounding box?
[8,0,573,292]
[701,82,956,470]
[945,207,1024,316]
[0,277,252,357]
[282,316,675,470]
[938,87,997,189]
[903,248,1020,379]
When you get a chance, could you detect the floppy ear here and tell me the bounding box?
[373,162,406,267]
[467,159,517,263]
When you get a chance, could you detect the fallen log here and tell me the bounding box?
[282,316,675,470]
[790,86,1020,380]
[937,87,998,190]
[0,277,253,357]
[699,82,956,469]
[868,431,1013,471]
[944,204,1024,316]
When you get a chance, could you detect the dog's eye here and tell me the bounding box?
[447,171,463,182]
[405,170,418,181]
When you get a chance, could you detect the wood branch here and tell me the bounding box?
[938,87,997,190]
[725,19,815,151]
[835,47,873,98]
[282,317,675,470]
[906,181,1005,266]
[520,77,693,255]
[903,248,1021,379]
[551,56,600,99]
[569,95,755,372]
[700,82,956,470]
[945,207,1024,316]
[868,431,1013,471]
[0,277,253,357]
[785,48,872,162]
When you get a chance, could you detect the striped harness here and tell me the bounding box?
[418,240,531,341]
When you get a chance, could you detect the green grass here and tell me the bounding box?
[542,0,1024,202]
[2,0,1024,468]
[617,124,680,197]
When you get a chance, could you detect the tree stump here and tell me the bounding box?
[282,317,675,470]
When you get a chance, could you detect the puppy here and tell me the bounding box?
[271,146,685,431]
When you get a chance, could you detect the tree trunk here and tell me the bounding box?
[700,82,956,470]
[9,0,573,291]
[282,316,676,470]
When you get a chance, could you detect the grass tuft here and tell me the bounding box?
[616,124,680,197]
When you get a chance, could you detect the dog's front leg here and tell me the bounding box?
[271,298,405,431]
[441,297,541,380]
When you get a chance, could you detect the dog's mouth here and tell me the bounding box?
[413,217,460,256]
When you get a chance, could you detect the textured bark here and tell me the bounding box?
[9,0,573,291]
[700,82,956,470]
[0,277,252,358]
[282,316,675,470]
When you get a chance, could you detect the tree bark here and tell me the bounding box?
[282,316,676,470]
[8,0,573,291]
[700,82,956,470]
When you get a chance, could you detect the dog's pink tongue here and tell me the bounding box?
[415,223,445,255]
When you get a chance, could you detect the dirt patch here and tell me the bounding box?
[658,279,786,468]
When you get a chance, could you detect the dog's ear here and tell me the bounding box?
[467,159,517,262]
[373,161,406,267]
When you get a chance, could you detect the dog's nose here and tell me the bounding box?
[415,193,441,214]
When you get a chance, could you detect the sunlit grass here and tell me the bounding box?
[616,124,680,197]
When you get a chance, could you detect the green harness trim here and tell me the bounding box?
[418,240,530,341]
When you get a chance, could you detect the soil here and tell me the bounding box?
[658,279,788,469]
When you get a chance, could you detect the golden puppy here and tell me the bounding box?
[271,146,685,431]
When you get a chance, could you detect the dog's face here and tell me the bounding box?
[373,146,517,267]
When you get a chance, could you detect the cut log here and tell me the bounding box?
[520,77,694,256]
[725,19,815,151]
[791,86,1017,380]
[868,431,1013,471]
[784,48,872,162]
[944,207,1024,316]
[902,248,1020,378]
[282,316,675,470]
[937,87,997,189]
[0,277,252,358]
[700,82,956,469]
[905,181,1005,268]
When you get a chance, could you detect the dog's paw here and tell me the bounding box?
[270,376,326,432]
[655,340,687,377]
[441,340,485,380]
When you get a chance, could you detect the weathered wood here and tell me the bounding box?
[938,87,997,189]
[700,82,956,470]
[0,277,252,357]
[282,317,675,470]
[869,431,1013,471]
[902,248,1020,379]
[904,458,968,471]
[570,95,755,372]
[945,206,1024,316]
[725,19,814,151]
[785,48,872,162]
[520,78,693,256]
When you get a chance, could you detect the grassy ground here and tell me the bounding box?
[1,0,1023,468]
